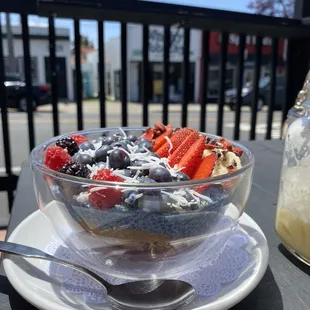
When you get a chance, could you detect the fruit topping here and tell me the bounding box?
[153,124,173,151]
[70,134,88,145]
[45,146,72,171]
[79,142,95,151]
[177,136,206,178]
[59,161,90,178]
[89,168,124,209]
[56,137,79,156]
[192,153,217,180]
[109,149,131,170]
[149,166,172,183]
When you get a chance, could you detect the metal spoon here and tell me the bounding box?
[0,240,195,309]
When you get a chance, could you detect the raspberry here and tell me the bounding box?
[56,137,79,156]
[59,161,90,178]
[89,168,124,209]
[44,146,72,171]
[70,134,88,146]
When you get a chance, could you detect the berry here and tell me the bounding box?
[149,166,172,182]
[106,135,120,145]
[109,149,130,169]
[111,141,129,152]
[122,191,138,206]
[59,161,90,178]
[192,153,216,180]
[138,176,157,184]
[142,127,156,141]
[45,146,72,171]
[127,134,137,142]
[135,147,148,153]
[79,142,95,151]
[219,138,233,151]
[153,124,173,151]
[138,140,154,152]
[202,184,229,207]
[156,127,193,158]
[96,136,109,145]
[70,134,88,146]
[89,169,124,209]
[172,171,190,182]
[72,153,94,165]
[130,159,150,176]
[56,137,79,156]
[136,136,149,145]
[177,136,206,178]
[232,147,243,157]
[169,131,200,167]
[94,145,112,162]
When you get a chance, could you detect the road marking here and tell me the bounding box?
[225,122,282,138]
[0,166,22,174]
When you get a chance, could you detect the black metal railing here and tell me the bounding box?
[1,0,310,215]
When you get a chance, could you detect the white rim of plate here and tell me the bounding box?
[3,209,269,310]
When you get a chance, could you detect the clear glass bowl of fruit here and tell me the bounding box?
[30,123,254,280]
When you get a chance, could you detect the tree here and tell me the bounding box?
[80,35,94,49]
[247,0,295,18]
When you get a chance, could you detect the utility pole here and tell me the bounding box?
[5,13,16,74]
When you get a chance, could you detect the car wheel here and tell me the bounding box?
[18,98,37,112]
[257,97,264,111]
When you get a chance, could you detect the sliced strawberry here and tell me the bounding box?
[205,144,217,150]
[219,138,233,151]
[142,128,156,141]
[232,147,243,157]
[192,153,217,180]
[169,131,199,167]
[89,169,124,209]
[153,124,173,151]
[70,134,88,145]
[177,136,206,178]
[44,146,72,171]
[156,127,193,158]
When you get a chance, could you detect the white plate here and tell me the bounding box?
[3,210,269,310]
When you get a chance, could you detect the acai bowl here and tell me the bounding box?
[30,123,254,280]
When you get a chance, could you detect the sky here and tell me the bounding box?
[1,0,251,47]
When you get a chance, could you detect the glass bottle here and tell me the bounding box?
[282,71,310,139]
[276,112,310,265]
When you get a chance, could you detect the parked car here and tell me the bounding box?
[5,75,52,112]
[225,76,285,111]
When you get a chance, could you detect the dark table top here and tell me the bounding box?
[1,140,310,310]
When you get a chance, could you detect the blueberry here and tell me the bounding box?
[122,191,139,206]
[136,137,149,144]
[138,176,157,184]
[138,140,154,152]
[79,142,95,151]
[122,169,133,177]
[172,172,190,182]
[111,141,129,152]
[127,134,138,142]
[202,184,229,206]
[135,147,148,153]
[94,145,112,162]
[106,135,119,145]
[72,153,94,165]
[130,159,150,176]
[109,149,130,169]
[149,166,172,183]
[96,136,108,145]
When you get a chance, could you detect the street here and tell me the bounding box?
[0,100,283,225]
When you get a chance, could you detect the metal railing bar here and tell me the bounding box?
[250,36,262,140]
[48,16,59,136]
[233,34,245,140]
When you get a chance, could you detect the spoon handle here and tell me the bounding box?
[0,240,110,291]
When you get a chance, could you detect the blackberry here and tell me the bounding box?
[59,161,90,178]
[56,137,79,156]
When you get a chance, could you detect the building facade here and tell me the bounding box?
[2,25,73,100]
[105,25,286,103]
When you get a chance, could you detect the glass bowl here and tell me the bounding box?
[30,128,254,280]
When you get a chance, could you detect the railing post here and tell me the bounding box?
[295,0,310,19]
